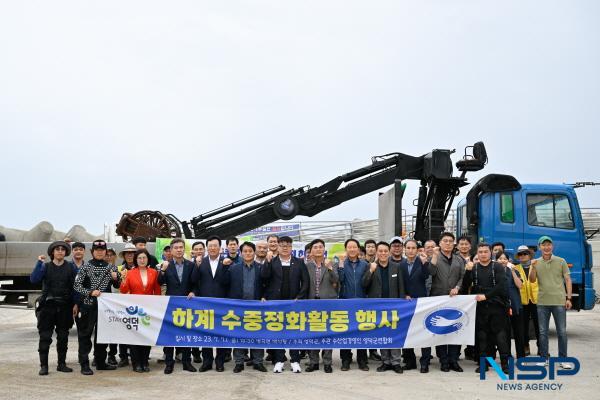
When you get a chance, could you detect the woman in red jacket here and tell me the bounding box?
[120,249,161,373]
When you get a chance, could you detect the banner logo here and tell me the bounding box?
[121,305,150,330]
[424,308,465,335]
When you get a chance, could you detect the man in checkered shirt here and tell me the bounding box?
[73,240,121,375]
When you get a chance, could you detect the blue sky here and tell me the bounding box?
[1,1,599,233]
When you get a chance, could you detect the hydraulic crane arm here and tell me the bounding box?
[116,142,487,241]
[181,143,487,240]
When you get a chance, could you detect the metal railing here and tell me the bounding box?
[581,208,600,240]
[257,207,600,243]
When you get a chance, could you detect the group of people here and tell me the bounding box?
[31,232,573,376]
[458,236,572,373]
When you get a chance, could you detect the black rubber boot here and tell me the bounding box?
[80,356,94,376]
[57,352,73,372]
[95,362,117,371]
[39,353,49,376]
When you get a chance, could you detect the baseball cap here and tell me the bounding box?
[538,236,553,245]
[516,245,531,255]
[389,236,403,244]
[92,240,107,251]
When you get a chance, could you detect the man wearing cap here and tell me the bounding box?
[514,245,539,356]
[30,241,79,375]
[73,239,121,375]
[132,236,160,268]
[162,245,173,262]
[529,236,573,368]
[389,236,405,263]
[70,242,86,269]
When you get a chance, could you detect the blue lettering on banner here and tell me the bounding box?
[156,297,418,349]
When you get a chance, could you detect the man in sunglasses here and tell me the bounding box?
[73,240,121,375]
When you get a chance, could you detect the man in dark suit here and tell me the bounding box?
[222,241,267,373]
[362,241,406,374]
[189,241,206,365]
[399,239,432,373]
[191,235,229,372]
[261,236,309,373]
[158,238,197,374]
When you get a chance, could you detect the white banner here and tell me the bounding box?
[98,294,477,348]
[403,295,477,348]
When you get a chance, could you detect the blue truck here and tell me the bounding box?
[456,174,596,310]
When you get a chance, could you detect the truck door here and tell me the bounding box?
[491,191,523,258]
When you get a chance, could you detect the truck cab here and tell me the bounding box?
[456,174,595,310]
